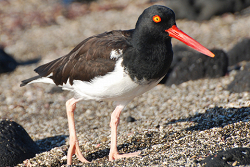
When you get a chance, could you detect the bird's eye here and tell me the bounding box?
[152,15,161,23]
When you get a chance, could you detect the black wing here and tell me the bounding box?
[21,30,133,86]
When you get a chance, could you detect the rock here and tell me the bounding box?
[0,47,18,74]
[0,46,40,74]
[194,0,235,21]
[227,62,250,93]
[151,0,250,20]
[162,0,197,20]
[227,38,250,66]
[199,147,250,167]
[165,48,228,86]
[0,119,40,167]
[126,116,136,123]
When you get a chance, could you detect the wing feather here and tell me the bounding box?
[34,30,133,86]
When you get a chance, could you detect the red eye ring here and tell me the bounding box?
[153,15,161,23]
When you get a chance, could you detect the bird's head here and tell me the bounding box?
[135,5,215,58]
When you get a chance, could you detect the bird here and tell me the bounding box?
[20,5,215,165]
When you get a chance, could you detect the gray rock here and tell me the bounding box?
[227,62,250,93]
[165,48,228,86]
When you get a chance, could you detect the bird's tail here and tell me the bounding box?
[20,75,41,87]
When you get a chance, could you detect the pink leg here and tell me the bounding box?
[109,105,141,161]
[66,98,90,165]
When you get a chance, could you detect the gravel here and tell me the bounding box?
[0,0,250,166]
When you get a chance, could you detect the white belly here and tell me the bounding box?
[62,58,160,102]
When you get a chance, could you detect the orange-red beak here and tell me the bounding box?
[165,25,215,58]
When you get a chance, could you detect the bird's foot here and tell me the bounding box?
[108,150,141,161]
[67,140,90,165]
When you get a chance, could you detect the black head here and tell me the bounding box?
[132,5,215,58]
[134,5,176,40]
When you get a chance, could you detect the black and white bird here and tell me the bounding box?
[20,5,214,165]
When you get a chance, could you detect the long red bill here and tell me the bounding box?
[165,25,215,58]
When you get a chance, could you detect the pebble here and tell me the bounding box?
[126,116,136,123]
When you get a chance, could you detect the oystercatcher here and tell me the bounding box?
[20,5,214,165]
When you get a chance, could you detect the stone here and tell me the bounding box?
[199,147,250,167]
[227,62,250,93]
[0,119,40,167]
[165,47,228,86]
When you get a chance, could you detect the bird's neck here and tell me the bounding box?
[122,30,173,82]
[131,28,172,60]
